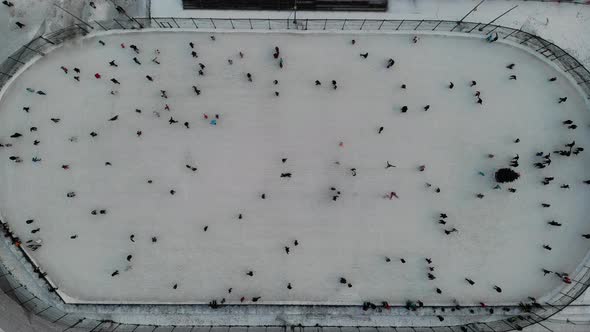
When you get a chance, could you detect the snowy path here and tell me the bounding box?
[0,30,589,305]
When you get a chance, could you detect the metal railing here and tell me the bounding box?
[1,17,590,332]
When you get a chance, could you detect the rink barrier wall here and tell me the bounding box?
[1,17,590,332]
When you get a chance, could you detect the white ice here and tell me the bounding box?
[0,30,589,306]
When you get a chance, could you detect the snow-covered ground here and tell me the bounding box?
[0,29,589,306]
[0,0,149,63]
[151,0,590,68]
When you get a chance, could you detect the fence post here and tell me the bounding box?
[503,28,518,39]
[92,20,109,31]
[565,63,583,72]
[341,19,347,30]
[467,23,480,33]
[396,20,404,30]
[113,18,125,29]
[192,18,198,28]
[52,313,68,323]
[359,19,366,30]
[39,36,56,45]
[63,318,84,332]
[323,19,327,30]
[210,18,216,29]
[249,18,253,29]
[414,19,423,30]
[172,17,180,28]
[74,23,90,34]
[378,19,385,30]
[20,296,36,305]
[432,20,442,31]
[519,35,534,45]
[35,305,51,315]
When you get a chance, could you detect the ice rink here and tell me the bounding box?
[0,30,589,305]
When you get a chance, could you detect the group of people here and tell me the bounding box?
[1,33,589,322]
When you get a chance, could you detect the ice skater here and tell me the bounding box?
[493,285,502,293]
[509,75,517,80]
[110,78,120,84]
[444,228,458,235]
[133,57,141,65]
[332,80,337,89]
[506,63,515,69]
[548,220,562,227]
[558,97,567,103]
[449,82,454,89]
[130,44,140,54]
[465,278,475,285]
[247,73,252,82]
[485,32,498,42]
[360,52,368,59]
[543,244,552,251]
[109,60,118,67]
[424,105,430,111]
[193,86,201,95]
[542,177,554,185]
[386,58,395,68]
[378,126,384,134]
